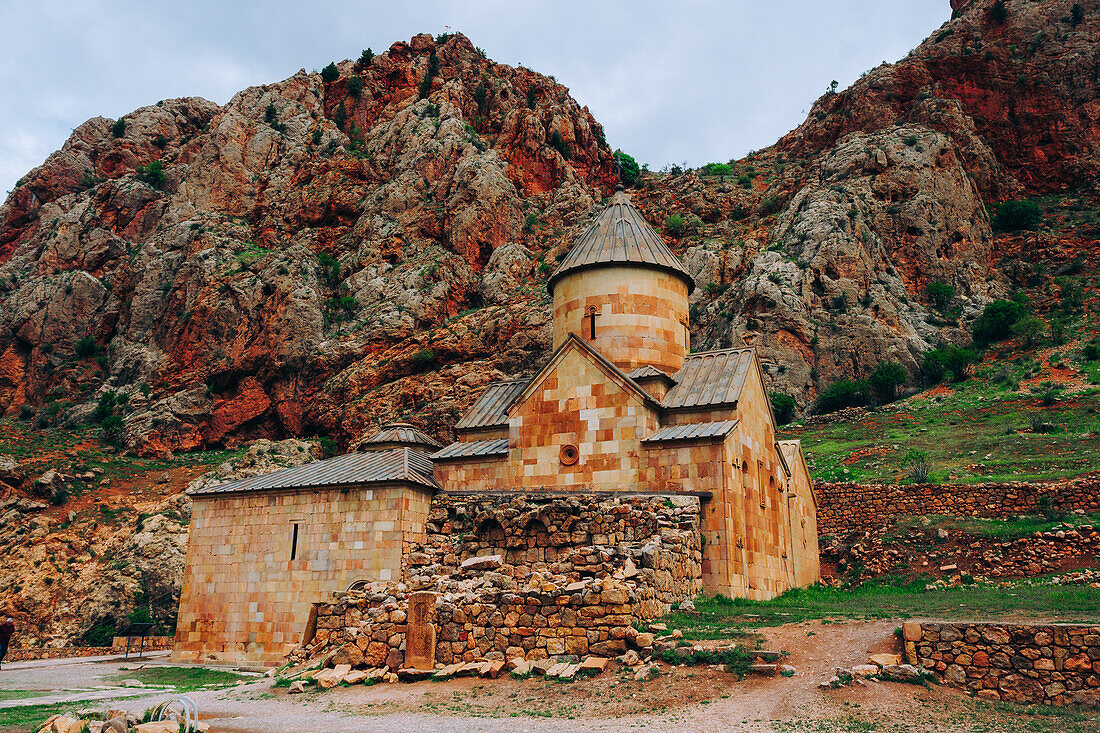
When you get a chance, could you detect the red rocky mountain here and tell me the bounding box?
[1,0,1097,454]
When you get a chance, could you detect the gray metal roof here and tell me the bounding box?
[663,348,755,410]
[642,420,739,443]
[430,438,510,461]
[188,448,438,495]
[361,422,441,449]
[454,378,530,430]
[627,365,676,385]
[547,187,694,295]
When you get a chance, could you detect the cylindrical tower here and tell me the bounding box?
[547,187,695,375]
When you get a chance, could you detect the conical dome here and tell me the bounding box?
[547,187,694,295]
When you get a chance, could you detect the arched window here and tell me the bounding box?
[586,306,598,339]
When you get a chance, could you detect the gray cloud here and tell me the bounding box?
[0,0,948,195]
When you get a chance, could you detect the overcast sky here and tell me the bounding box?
[0,1,949,196]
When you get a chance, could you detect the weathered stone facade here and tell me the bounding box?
[904,621,1100,707]
[410,493,702,614]
[173,484,433,667]
[814,477,1100,536]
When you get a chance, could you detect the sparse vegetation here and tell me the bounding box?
[992,199,1042,231]
[111,117,126,138]
[770,392,797,426]
[136,160,166,189]
[320,62,339,83]
[927,281,954,310]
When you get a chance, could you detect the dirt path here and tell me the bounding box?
[9,621,1097,732]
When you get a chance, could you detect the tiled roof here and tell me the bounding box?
[430,438,510,460]
[663,348,755,410]
[454,378,530,430]
[188,448,438,495]
[361,422,441,449]
[643,420,739,443]
[547,187,694,294]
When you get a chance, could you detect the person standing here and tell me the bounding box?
[0,618,13,669]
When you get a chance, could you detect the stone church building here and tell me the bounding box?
[173,188,819,667]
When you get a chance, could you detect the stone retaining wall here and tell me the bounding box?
[291,575,639,668]
[815,477,1100,535]
[903,621,1100,707]
[6,636,174,662]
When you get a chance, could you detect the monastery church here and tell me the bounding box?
[173,187,820,667]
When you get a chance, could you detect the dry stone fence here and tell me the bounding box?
[904,621,1100,707]
[814,477,1100,535]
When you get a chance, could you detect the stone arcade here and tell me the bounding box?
[173,188,819,667]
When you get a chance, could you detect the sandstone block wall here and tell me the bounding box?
[815,477,1100,536]
[904,621,1100,707]
[173,484,432,668]
[413,493,702,614]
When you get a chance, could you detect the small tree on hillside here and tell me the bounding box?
[321,62,339,83]
[992,200,1042,231]
[972,299,1025,345]
[1010,314,1044,346]
[869,360,907,404]
[769,392,797,426]
[614,150,640,187]
[991,0,1008,24]
[358,48,374,65]
[927,281,955,310]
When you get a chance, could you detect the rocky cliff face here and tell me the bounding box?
[1,1,1098,453]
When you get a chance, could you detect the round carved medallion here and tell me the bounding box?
[559,444,579,466]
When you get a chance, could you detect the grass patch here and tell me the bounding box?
[664,577,1100,636]
[0,703,75,732]
[893,513,1100,540]
[782,385,1100,484]
[109,665,249,692]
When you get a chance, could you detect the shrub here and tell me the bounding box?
[524,212,538,234]
[548,130,570,159]
[473,83,488,114]
[1071,3,1084,26]
[664,214,685,237]
[700,163,732,179]
[317,252,340,286]
[1010,314,1044,346]
[1058,277,1084,313]
[972,299,1024,345]
[758,194,781,215]
[318,436,338,458]
[869,360,907,403]
[74,335,99,359]
[111,117,127,138]
[321,62,339,83]
[927,281,955,310]
[333,101,347,131]
[992,200,1041,231]
[418,51,439,99]
[1037,495,1065,521]
[770,392,797,426]
[990,0,1007,24]
[347,76,364,97]
[614,150,640,187]
[101,413,124,446]
[526,86,537,109]
[136,160,166,189]
[1083,339,1100,361]
[922,345,978,384]
[814,378,871,414]
[412,348,436,371]
[358,48,374,65]
[152,134,168,149]
[902,449,931,483]
[85,621,116,646]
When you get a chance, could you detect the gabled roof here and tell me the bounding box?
[663,348,755,410]
[547,186,695,295]
[454,378,530,431]
[361,422,441,450]
[627,364,677,387]
[507,333,662,417]
[188,448,438,496]
[430,438,510,461]
[643,420,739,444]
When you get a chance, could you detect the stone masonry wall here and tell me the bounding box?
[815,477,1100,536]
[411,493,702,615]
[291,575,639,668]
[903,621,1100,707]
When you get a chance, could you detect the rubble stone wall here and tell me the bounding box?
[6,637,174,662]
[903,621,1100,707]
[413,492,703,613]
[293,576,640,669]
[815,477,1100,535]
